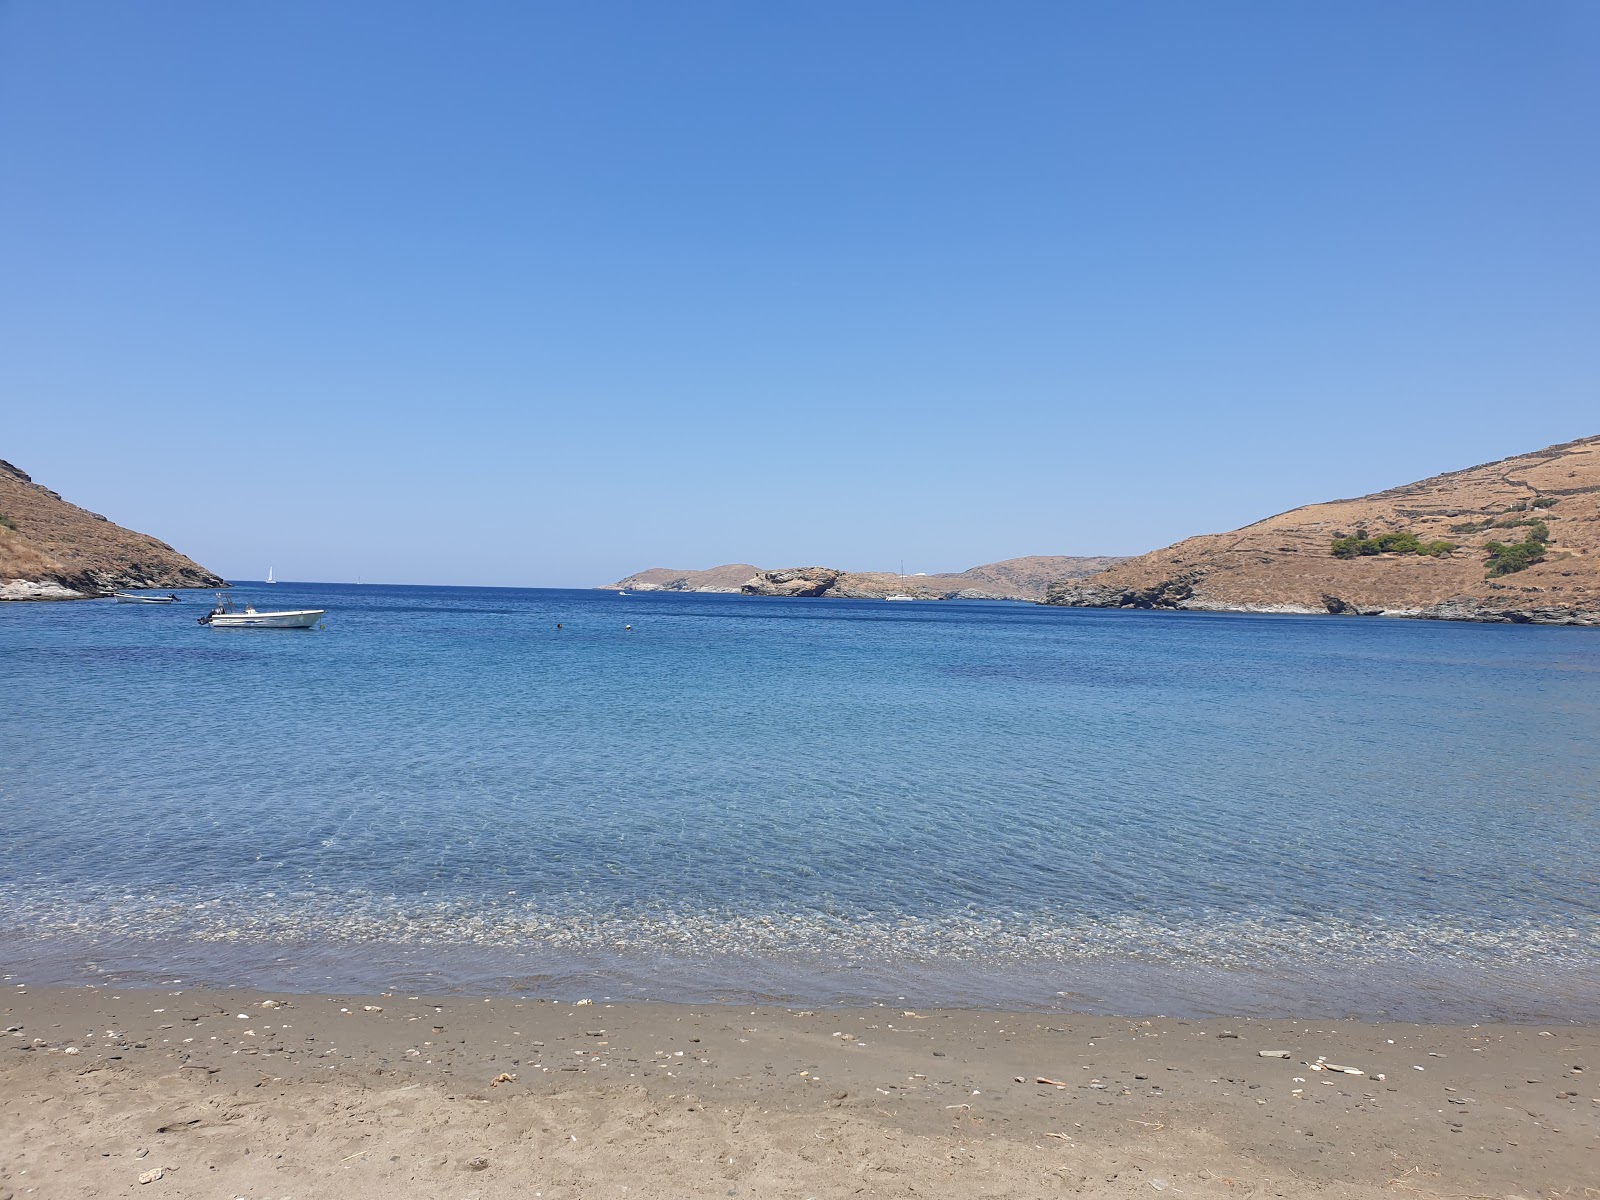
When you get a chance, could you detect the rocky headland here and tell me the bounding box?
[0,459,225,600]
[1046,435,1600,625]
[608,555,1126,602]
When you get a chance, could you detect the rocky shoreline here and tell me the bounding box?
[1045,575,1600,625]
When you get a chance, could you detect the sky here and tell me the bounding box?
[2,1,1597,587]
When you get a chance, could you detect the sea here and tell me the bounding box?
[2,582,1596,1021]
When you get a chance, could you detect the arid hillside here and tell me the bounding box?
[1047,435,1599,624]
[608,555,1125,602]
[0,460,225,599]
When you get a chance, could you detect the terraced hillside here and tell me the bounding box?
[1046,436,1599,625]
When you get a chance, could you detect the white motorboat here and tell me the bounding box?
[206,608,323,628]
[114,592,179,604]
[199,593,323,629]
[884,594,915,601]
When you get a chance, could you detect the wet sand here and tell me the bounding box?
[1,985,1594,1198]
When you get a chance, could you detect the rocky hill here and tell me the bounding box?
[1046,435,1599,625]
[0,460,225,600]
[610,564,762,594]
[608,555,1126,602]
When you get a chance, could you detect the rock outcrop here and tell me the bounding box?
[0,460,225,599]
[743,567,842,598]
[1046,435,1600,625]
[607,555,1126,602]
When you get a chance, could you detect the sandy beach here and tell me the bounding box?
[2,985,1593,1199]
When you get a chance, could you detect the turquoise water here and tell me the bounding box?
[2,583,1597,1019]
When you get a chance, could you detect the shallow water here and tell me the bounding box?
[2,584,1596,1019]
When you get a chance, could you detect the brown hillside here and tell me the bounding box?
[0,460,225,599]
[940,555,1127,600]
[1046,435,1600,625]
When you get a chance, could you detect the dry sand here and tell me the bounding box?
[1,985,1594,1199]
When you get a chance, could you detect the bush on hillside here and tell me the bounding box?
[1483,519,1551,577]
[1331,531,1457,559]
[1485,539,1547,577]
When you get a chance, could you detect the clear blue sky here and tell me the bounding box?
[3,1,1596,586]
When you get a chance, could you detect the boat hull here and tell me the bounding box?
[207,609,324,629]
[115,594,176,603]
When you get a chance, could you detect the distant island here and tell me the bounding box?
[1047,435,1599,626]
[0,460,224,600]
[605,556,1128,602]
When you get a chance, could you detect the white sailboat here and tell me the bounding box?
[885,560,914,601]
[265,567,276,584]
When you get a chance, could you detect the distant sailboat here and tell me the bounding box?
[885,560,914,601]
[266,567,276,584]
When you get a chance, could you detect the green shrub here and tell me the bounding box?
[1331,535,1372,558]
[1532,496,1559,509]
[1483,520,1550,576]
[1493,515,1549,534]
[1331,530,1455,559]
[0,513,15,531]
[1485,539,1546,577]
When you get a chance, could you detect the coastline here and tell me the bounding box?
[1040,591,1600,627]
[3,984,1593,1199]
[4,929,1598,1027]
